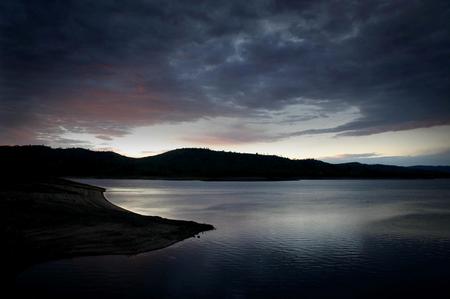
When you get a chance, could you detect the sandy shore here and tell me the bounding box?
[0,177,213,273]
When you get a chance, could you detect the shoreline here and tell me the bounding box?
[0,177,213,274]
[69,176,450,181]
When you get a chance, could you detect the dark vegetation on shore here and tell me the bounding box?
[410,165,450,174]
[1,145,449,180]
[0,177,213,275]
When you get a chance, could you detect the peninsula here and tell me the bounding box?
[1,177,213,272]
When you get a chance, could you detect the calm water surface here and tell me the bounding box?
[17,180,450,298]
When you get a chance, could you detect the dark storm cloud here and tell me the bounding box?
[1,0,449,144]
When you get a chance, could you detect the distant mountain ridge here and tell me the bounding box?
[410,165,450,174]
[1,145,449,180]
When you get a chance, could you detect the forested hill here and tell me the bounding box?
[1,145,449,180]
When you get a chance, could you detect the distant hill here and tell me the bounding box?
[0,145,449,180]
[409,165,450,174]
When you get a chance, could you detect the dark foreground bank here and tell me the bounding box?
[0,177,213,275]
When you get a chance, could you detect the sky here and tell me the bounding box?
[1,0,449,165]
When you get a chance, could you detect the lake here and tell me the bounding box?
[16,179,450,298]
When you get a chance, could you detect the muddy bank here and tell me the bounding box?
[0,177,213,273]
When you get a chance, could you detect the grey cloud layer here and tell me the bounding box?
[1,0,449,144]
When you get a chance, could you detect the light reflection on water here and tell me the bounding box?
[17,180,450,298]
